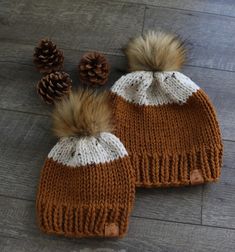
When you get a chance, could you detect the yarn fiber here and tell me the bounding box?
[36,89,135,238]
[110,71,223,187]
[36,133,135,237]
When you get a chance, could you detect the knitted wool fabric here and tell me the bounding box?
[36,90,135,238]
[110,31,223,188]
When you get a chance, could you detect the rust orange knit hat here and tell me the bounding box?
[36,89,135,238]
[110,31,223,188]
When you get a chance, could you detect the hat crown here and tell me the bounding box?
[48,132,128,167]
[111,71,199,106]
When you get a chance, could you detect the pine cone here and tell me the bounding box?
[33,39,64,73]
[78,52,110,86]
[37,72,72,104]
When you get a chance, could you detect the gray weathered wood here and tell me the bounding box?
[0,41,127,115]
[0,42,235,140]
[0,109,202,224]
[223,141,235,170]
[201,140,235,228]
[121,0,235,17]
[0,1,235,250]
[0,197,235,252]
[134,186,202,224]
[202,168,235,228]
[1,1,235,72]
[0,0,144,54]
[144,6,235,72]
[134,142,235,227]
[0,110,54,199]
[0,108,235,227]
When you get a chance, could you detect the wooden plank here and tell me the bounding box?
[1,109,234,225]
[143,6,235,72]
[0,42,235,139]
[0,41,127,115]
[1,63,234,140]
[0,197,235,252]
[133,142,235,226]
[1,110,235,229]
[202,166,235,229]
[121,0,235,17]
[203,169,235,227]
[134,186,202,224]
[0,109,202,224]
[1,1,235,72]
[0,0,144,54]
[223,140,235,170]
[0,41,127,83]
[0,110,54,199]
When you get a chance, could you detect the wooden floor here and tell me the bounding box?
[0,0,235,251]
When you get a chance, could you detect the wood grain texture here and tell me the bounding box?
[144,6,235,72]
[223,141,235,170]
[134,142,235,227]
[0,0,235,250]
[0,197,235,252]
[0,110,53,199]
[121,0,235,17]
[202,168,235,229]
[0,42,127,115]
[134,186,202,224]
[0,108,234,228]
[0,42,235,140]
[0,0,144,54]
[201,141,235,229]
[0,109,201,224]
[135,141,235,228]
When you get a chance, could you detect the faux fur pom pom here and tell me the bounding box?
[124,31,186,72]
[52,89,113,138]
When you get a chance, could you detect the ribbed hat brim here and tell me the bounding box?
[36,157,135,237]
[111,89,223,187]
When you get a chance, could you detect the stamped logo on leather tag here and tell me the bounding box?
[104,223,119,237]
[190,169,204,185]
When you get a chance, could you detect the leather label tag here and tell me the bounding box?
[104,223,119,237]
[190,169,204,185]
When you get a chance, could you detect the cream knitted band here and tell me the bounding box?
[111,71,199,106]
[48,132,128,167]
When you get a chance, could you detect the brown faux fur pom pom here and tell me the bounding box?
[124,31,186,72]
[52,89,113,138]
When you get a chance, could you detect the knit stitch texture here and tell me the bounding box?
[110,71,223,187]
[36,133,135,237]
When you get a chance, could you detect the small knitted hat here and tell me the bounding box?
[110,31,223,188]
[36,89,135,238]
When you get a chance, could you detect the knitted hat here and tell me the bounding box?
[110,31,223,188]
[36,89,135,238]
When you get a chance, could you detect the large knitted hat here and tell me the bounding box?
[110,31,223,188]
[36,89,135,238]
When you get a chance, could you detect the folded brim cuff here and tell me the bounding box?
[37,201,131,238]
[132,145,223,187]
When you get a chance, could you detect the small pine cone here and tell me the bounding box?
[78,52,110,86]
[37,72,72,104]
[33,39,64,73]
